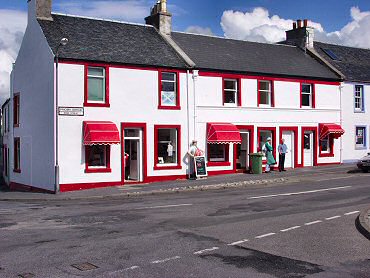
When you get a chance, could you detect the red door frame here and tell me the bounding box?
[301,126,318,167]
[279,126,299,168]
[121,123,147,184]
[235,125,254,172]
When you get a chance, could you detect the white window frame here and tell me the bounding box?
[87,145,108,169]
[301,83,313,107]
[258,80,272,107]
[161,72,177,107]
[87,66,106,103]
[223,79,238,107]
[354,85,364,112]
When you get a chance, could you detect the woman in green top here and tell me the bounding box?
[264,137,276,173]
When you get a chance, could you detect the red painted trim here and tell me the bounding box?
[59,59,187,73]
[235,125,255,171]
[222,77,242,106]
[145,174,187,183]
[279,126,299,168]
[84,64,110,107]
[207,142,230,165]
[121,122,148,184]
[257,127,277,159]
[257,79,274,107]
[301,126,318,167]
[300,83,315,108]
[13,137,21,172]
[13,93,20,127]
[319,135,334,157]
[207,169,235,176]
[153,125,182,170]
[207,162,231,167]
[316,162,341,166]
[60,181,122,192]
[85,145,111,173]
[199,71,340,85]
[158,70,181,110]
[9,182,54,194]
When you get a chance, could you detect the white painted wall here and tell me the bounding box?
[341,82,370,162]
[10,0,55,191]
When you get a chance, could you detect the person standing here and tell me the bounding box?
[187,140,204,179]
[278,139,288,172]
[264,137,276,173]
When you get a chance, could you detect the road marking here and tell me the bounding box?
[248,186,351,200]
[325,216,341,220]
[124,266,140,271]
[255,233,276,239]
[227,239,249,246]
[344,211,360,216]
[305,220,322,226]
[280,226,301,232]
[135,204,192,210]
[193,247,219,255]
[151,256,181,264]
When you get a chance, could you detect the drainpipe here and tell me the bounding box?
[192,70,199,140]
[339,83,344,164]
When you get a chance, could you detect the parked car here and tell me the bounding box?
[357,153,370,173]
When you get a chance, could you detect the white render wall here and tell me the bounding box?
[341,82,370,162]
[10,0,55,191]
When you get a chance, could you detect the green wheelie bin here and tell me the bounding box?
[249,153,263,174]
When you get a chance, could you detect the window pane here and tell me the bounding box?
[209,144,226,161]
[162,72,176,81]
[224,91,236,104]
[260,91,270,105]
[259,81,270,91]
[88,67,104,77]
[162,81,175,92]
[356,127,365,146]
[320,137,329,152]
[302,94,311,107]
[124,129,140,138]
[302,84,311,94]
[88,77,105,102]
[161,91,176,106]
[304,134,311,150]
[88,145,107,167]
[157,129,177,164]
[224,80,237,90]
[259,131,272,150]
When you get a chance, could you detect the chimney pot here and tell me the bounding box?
[145,0,172,36]
[304,19,308,27]
[297,19,302,28]
[293,22,297,29]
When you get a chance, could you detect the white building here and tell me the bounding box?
[2,0,344,192]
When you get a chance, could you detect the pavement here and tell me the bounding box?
[1,163,370,240]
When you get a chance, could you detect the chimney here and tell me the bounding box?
[27,0,53,21]
[285,19,314,50]
[145,0,172,36]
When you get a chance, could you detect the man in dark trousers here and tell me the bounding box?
[278,139,288,172]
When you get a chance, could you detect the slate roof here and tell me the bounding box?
[314,41,370,83]
[171,32,340,80]
[38,14,188,69]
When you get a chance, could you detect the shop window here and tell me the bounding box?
[84,66,109,107]
[355,126,366,149]
[354,85,364,112]
[319,135,334,157]
[301,83,314,108]
[258,80,273,106]
[14,137,20,173]
[13,94,20,127]
[208,144,229,162]
[85,145,111,173]
[159,71,179,109]
[154,126,181,170]
[223,79,240,106]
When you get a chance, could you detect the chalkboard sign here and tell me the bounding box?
[194,156,207,178]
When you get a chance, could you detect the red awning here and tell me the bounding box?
[319,123,345,140]
[207,123,241,144]
[83,121,120,145]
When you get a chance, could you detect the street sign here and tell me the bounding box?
[58,107,84,116]
[194,156,207,178]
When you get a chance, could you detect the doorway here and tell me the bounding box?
[124,128,143,182]
[236,132,250,171]
[282,131,294,168]
[303,131,314,167]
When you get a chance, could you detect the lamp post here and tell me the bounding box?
[54,37,68,194]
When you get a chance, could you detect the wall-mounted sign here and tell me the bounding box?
[58,107,84,116]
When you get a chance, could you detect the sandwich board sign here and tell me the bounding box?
[194,156,207,178]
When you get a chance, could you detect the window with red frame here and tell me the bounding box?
[258,80,273,106]
[208,144,229,162]
[85,145,111,173]
[156,128,178,166]
[13,94,20,127]
[159,71,179,108]
[301,83,314,108]
[223,79,240,106]
[14,138,20,172]
[85,66,109,106]
[319,135,333,156]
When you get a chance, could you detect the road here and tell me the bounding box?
[0,172,369,277]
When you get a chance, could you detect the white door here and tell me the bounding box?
[282,131,294,168]
[124,128,143,182]
[303,132,313,167]
[240,132,249,169]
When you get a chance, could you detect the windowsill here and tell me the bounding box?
[84,102,110,108]
[355,147,367,150]
[13,169,21,173]
[301,106,314,109]
[223,103,238,107]
[13,124,19,128]
[85,168,112,173]
[207,161,231,167]
[154,165,182,170]
[158,105,181,110]
[319,152,334,157]
[354,110,365,113]
[258,104,272,108]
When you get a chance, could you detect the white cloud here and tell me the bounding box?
[220,6,370,48]
[0,9,27,105]
[185,26,214,36]
[55,0,151,22]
